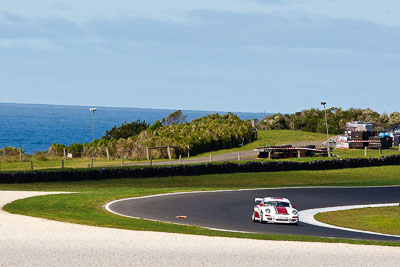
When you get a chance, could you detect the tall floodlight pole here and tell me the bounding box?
[321,102,330,157]
[90,107,97,167]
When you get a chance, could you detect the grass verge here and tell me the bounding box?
[2,165,400,247]
[315,206,400,236]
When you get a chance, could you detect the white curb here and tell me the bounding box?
[299,203,400,238]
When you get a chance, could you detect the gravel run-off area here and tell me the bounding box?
[1,191,399,266]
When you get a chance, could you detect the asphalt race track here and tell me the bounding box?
[108,186,400,242]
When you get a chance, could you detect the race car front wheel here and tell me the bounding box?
[259,213,265,223]
[252,213,256,222]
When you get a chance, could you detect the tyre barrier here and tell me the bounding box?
[1,155,400,183]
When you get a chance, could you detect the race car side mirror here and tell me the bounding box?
[292,205,296,209]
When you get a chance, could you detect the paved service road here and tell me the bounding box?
[125,141,325,166]
[108,186,400,242]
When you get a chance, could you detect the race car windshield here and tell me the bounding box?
[264,201,290,207]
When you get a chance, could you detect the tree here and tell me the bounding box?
[161,110,187,126]
[148,120,163,131]
[360,108,380,124]
[269,114,289,130]
[377,113,389,130]
[389,112,400,128]
[103,120,149,140]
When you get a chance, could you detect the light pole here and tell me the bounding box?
[90,107,97,167]
[321,102,330,157]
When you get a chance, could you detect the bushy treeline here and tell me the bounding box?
[258,108,400,135]
[47,111,256,160]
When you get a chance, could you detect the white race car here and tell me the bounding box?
[252,197,299,224]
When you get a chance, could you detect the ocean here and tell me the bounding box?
[0,103,266,154]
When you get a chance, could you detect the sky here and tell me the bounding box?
[1,0,399,114]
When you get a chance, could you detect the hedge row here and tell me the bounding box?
[1,155,400,184]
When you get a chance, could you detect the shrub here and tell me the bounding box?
[0,147,24,162]
[33,151,48,161]
[103,120,149,140]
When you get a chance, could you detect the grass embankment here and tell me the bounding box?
[196,130,328,157]
[315,206,400,236]
[2,165,400,247]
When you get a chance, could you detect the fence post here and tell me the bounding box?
[379,147,382,155]
[364,146,367,156]
[63,147,66,160]
[30,161,33,171]
[238,152,241,161]
[61,160,64,169]
[19,149,23,162]
[179,154,182,164]
[167,145,172,160]
[209,153,212,163]
[106,147,110,160]
[187,145,190,158]
[297,150,301,158]
[148,149,152,165]
[268,151,271,159]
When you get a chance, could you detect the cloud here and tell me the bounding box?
[0,11,93,50]
[249,0,400,27]
[0,11,85,38]
[0,38,53,49]
[2,7,400,56]
[251,0,291,4]
[2,8,400,56]
[81,9,400,55]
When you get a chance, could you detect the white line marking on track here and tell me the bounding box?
[299,203,400,238]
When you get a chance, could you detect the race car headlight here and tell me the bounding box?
[292,210,298,215]
[265,209,271,214]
